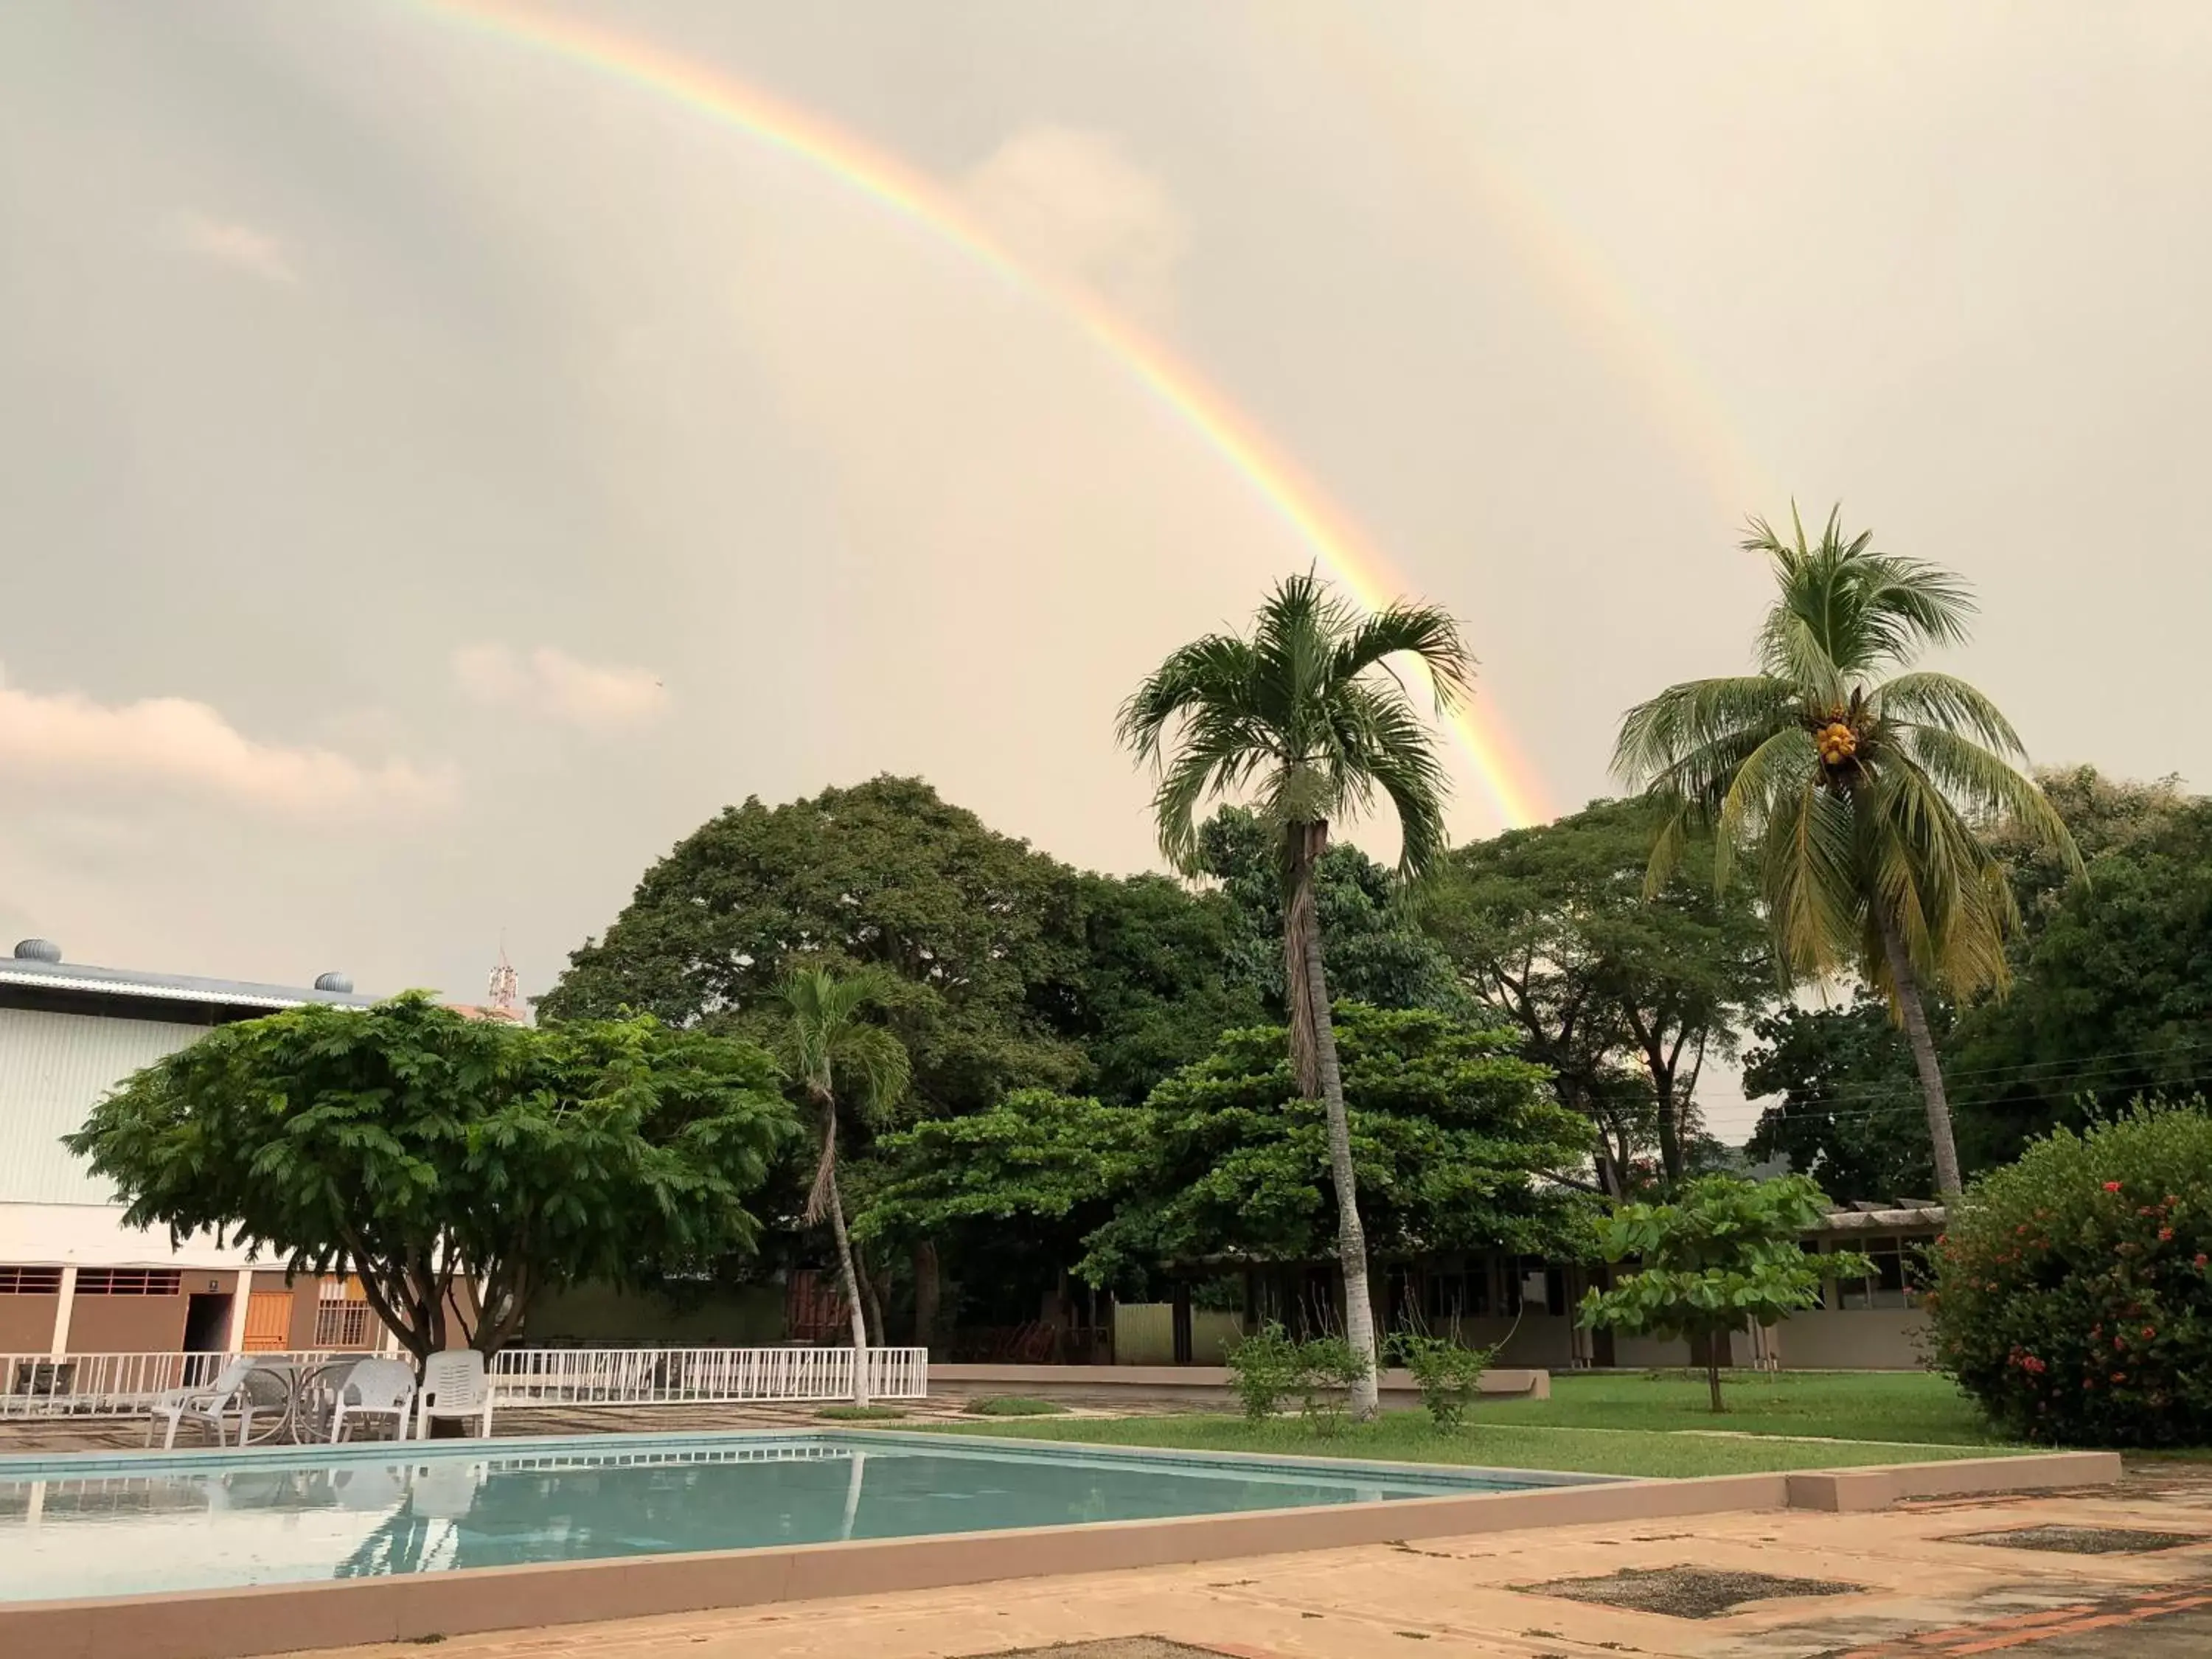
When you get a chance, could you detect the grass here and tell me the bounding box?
[900,1371,2029,1480]
[1476,1368,2007,1446]
[916,1409,2011,1478]
[817,1405,911,1422]
[963,1395,1071,1417]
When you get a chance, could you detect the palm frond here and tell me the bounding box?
[1116,634,1262,765]
[1613,677,1799,787]
[1329,602,1477,715]
[1871,671,2026,757]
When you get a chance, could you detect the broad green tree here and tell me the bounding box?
[1079,1004,1591,1301]
[1742,995,1937,1203]
[541,776,1083,1332]
[1949,785,2212,1162]
[1199,806,1469,1019]
[857,1089,1153,1271]
[1433,798,1773,1191]
[1614,509,2077,1194]
[778,966,911,1405]
[1579,1175,1871,1412]
[1119,572,1477,1417]
[68,995,793,1363]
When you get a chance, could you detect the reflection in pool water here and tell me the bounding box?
[0,1433,1571,1602]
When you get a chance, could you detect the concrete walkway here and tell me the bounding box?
[299,1461,2212,1659]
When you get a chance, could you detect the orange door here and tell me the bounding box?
[243,1291,293,1352]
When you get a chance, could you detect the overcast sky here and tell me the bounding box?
[3,3,2208,1134]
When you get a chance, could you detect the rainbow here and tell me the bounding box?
[405,1,1554,830]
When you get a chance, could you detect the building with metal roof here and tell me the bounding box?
[0,939,386,1366]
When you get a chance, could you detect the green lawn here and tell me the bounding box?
[915,1409,2011,1478]
[1477,1368,2004,1446]
[900,1371,2023,1480]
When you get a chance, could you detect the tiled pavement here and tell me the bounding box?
[0,1391,1180,1455]
[284,1461,2212,1659]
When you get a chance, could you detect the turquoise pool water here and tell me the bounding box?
[0,1430,1588,1602]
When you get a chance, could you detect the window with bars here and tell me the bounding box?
[74,1269,183,1296]
[313,1301,377,1349]
[0,1266,64,1295]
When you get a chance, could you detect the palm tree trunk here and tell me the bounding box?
[824,1178,873,1407]
[1877,910,1964,1196]
[1284,818,1380,1422]
[812,1093,874,1407]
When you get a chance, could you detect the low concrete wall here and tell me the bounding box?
[0,1444,2118,1659]
[931,1363,1553,1403]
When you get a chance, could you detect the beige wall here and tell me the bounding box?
[1113,1303,1244,1366]
[1770,1307,1930,1370]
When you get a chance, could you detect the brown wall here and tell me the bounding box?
[66,1293,189,1353]
[0,1294,60,1352]
[285,1275,324,1350]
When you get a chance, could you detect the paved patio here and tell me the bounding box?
[303,1461,2212,1659]
[0,1389,1178,1455]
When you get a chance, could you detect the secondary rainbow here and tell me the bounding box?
[409,0,1553,829]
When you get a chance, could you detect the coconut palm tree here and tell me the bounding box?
[1613,508,2079,1194]
[1119,571,1476,1419]
[779,964,911,1405]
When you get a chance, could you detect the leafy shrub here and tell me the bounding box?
[1925,1104,2212,1448]
[963,1396,1068,1417]
[1579,1174,1870,1413]
[1225,1322,1374,1433]
[1295,1334,1370,1436]
[1388,1332,1500,1431]
[1225,1322,1306,1423]
[817,1405,907,1422]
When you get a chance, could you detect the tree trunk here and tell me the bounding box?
[1877,908,1964,1196]
[855,1245,886,1349]
[810,1090,873,1407]
[824,1178,872,1406]
[1284,818,1380,1422]
[1706,1348,1725,1413]
[912,1240,941,1357]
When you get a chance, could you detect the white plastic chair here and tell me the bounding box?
[330,1357,417,1442]
[413,1349,493,1439]
[147,1355,260,1450]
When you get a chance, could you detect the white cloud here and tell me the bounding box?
[959,127,1187,325]
[0,672,452,818]
[170,211,298,285]
[451,644,669,731]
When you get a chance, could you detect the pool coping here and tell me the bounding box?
[0,1428,2121,1659]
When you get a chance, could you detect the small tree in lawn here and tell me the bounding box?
[1579,1174,1869,1413]
[777,965,911,1407]
[67,994,795,1366]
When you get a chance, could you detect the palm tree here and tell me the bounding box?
[779,964,911,1405]
[1614,508,2078,1194]
[1119,571,1476,1419]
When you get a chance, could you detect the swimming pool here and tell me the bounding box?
[0,1430,1599,1602]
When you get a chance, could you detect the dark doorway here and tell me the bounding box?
[183,1293,232,1352]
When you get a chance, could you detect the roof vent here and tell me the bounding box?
[13,939,61,963]
[313,971,354,994]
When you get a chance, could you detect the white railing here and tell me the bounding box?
[489,1346,928,1407]
[0,1350,338,1417]
[0,1344,930,1419]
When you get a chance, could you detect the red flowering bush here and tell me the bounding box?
[1926,1105,2212,1447]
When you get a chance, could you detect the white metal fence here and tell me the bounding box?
[489,1346,929,1407]
[0,1344,929,1419]
[0,1350,338,1417]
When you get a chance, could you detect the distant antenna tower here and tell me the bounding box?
[487,939,520,1017]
